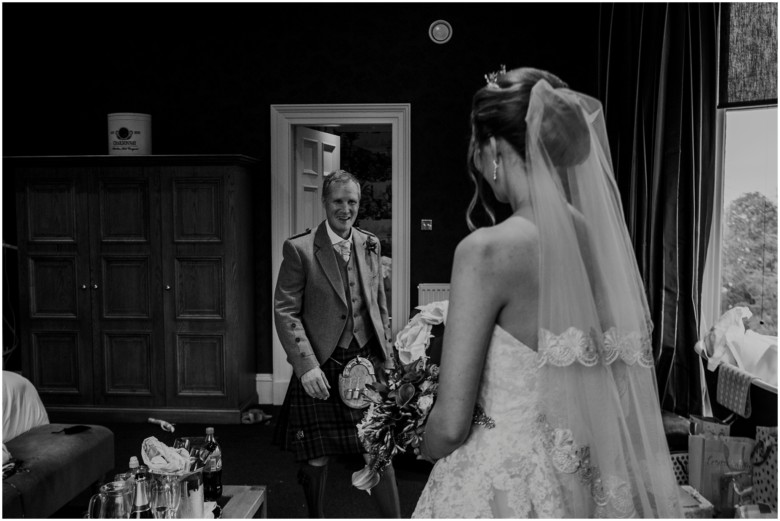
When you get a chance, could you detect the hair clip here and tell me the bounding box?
[484,64,507,88]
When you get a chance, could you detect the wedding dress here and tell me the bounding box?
[413,324,567,518]
[414,77,682,518]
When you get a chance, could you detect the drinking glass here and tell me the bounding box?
[150,475,181,519]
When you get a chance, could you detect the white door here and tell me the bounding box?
[294,127,341,234]
[269,104,411,406]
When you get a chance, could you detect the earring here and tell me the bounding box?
[492,160,499,182]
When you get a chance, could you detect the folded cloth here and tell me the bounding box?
[141,436,190,473]
[717,363,754,418]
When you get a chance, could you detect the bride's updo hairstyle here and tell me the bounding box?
[466,67,590,230]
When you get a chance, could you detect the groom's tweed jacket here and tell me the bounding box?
[274,221,393,378]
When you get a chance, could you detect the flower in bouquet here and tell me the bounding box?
[352,300,448,492]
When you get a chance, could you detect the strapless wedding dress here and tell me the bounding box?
[413,325,566,518]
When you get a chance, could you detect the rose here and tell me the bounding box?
[365,237,378,255]
[417,394,434,415]
[395,317,433,365]
[419,379,434,393]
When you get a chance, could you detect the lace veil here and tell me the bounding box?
[526,79,682,517]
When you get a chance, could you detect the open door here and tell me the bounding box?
[294,127,340,234]
[270,104,410,405]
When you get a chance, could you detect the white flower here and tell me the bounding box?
[416,300,449,325]
[417,394,434,415]
[395,316,433,365]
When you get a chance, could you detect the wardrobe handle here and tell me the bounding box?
[81,284,87,290]
[165,285,171,291]
[92,283,98,290]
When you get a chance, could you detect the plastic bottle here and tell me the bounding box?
[115,455,140,482]
[203,427,223,501]
[131,469,154,518]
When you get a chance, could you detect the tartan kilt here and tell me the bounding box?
[273,338,381,462]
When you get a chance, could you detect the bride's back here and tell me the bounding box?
[488,204,596,351]
[479,213,540,350]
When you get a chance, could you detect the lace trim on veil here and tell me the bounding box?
[537,327,653,368]
[537,414,638,518]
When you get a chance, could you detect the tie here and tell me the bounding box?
[334,240,351,263]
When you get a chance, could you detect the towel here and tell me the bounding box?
[716,362,754,418]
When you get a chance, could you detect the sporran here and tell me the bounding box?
[338,356,379,409]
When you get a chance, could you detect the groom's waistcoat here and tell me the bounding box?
[334,246,374,349]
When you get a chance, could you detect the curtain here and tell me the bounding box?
[719,2,778,107]
[597,3,719,416]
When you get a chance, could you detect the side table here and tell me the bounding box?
[221,485,267,518]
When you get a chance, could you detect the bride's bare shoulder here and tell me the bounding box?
[455,217,538,268]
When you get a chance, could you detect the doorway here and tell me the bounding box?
[268,104,411,404]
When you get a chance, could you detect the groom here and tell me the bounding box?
[273,170,401,518]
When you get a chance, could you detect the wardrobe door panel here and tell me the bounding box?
[102,331,155,396]
[91,170,164,407]
[15,167,93,404]
[175,334,226,396]
[173,178,223,242]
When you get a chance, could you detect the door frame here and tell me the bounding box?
[268,103,411,404]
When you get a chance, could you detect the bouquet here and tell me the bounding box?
[352,300,448,492]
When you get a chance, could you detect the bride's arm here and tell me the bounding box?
[421,230,507,461]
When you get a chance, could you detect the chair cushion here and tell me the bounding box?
[2,423,114,518]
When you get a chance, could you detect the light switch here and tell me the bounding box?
[421,219,433,231]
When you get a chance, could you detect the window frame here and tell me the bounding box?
[701,103,778,337]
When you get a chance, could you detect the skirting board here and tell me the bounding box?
[256,373,274,405]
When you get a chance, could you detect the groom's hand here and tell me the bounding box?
[301,367,330,400]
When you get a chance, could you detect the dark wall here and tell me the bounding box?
[2,3,601,373]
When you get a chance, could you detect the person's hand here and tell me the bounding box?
[415,430,437,464]
[301,367,330,400]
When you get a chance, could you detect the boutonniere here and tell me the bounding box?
[365,237,378,255]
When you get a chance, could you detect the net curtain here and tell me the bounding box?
[597,3,719,416]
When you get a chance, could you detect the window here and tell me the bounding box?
[703,3,777,336]
[713,107,778,335]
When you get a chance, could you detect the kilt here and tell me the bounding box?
[273,337,382,462]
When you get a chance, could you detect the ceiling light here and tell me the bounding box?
[429,20,452,44]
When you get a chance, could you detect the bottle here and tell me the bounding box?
[202,427,223,501]
[131,470,154,518]
[115,455,140,482]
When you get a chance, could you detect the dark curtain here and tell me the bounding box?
[597,3,719,416]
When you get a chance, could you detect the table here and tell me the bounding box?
[220,485,267,518]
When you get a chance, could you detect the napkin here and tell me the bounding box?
[141,436,190,473]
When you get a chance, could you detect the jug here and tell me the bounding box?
[87,480,135,518]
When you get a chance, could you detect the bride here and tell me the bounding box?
[413,67,683,518]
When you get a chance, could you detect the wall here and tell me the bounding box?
[2,3,601,373]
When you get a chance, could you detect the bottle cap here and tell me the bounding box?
[206,427,215,435]
[129,456,139,468]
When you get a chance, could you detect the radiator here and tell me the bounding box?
[417,283,450,306]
